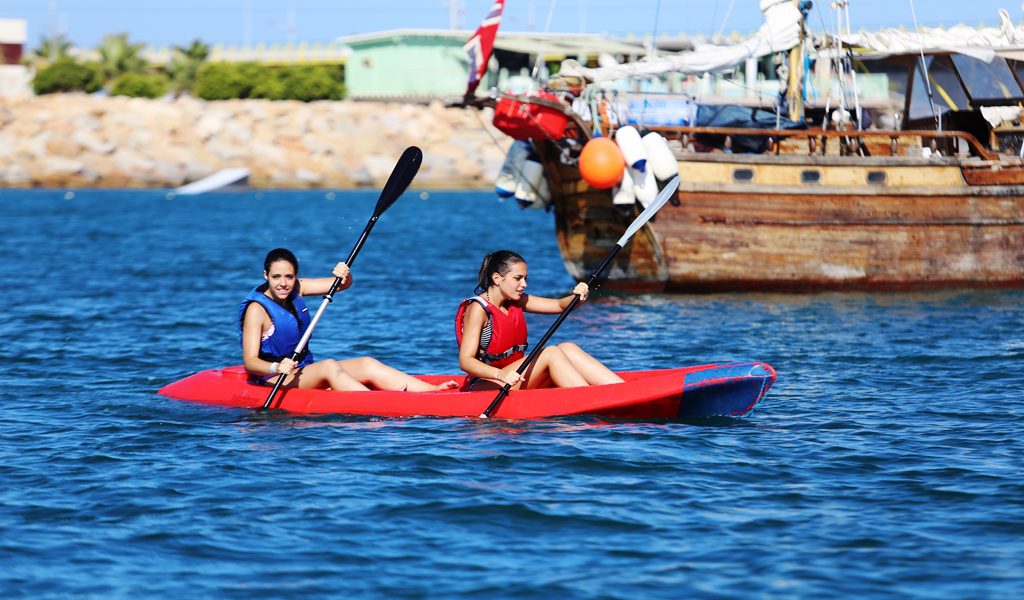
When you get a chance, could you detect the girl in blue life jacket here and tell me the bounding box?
[240,248,458,392]
[455,250,625,391]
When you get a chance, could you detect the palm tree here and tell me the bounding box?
[31,34,72,65]
[167,39,210,96]
[96,33,147,83]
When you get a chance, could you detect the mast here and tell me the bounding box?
[786,0,811,122]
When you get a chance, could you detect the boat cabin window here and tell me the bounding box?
[733,168,754,182]
[866,171,887,185]
[909,56,970,120]
[855,58,911,113]
[800,170,821,184]
[950,55,1023,102]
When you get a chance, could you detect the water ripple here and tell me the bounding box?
[2,190,1023,598]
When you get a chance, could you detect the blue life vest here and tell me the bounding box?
[238,284,315,368]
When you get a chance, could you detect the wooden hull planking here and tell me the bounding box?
[537,141,1024,292]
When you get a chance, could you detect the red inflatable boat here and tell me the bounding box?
[158,361,775,420]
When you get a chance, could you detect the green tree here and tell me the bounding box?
[32,58,102,94]
[110,72,170,98]
[96,33,147,82]
[31,34,72,64]
[167,39,210,96]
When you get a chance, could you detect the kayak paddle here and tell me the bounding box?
[480,175,681,419]
[262,146,423,410]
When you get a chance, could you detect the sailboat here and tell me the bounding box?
[472,1,1024,292]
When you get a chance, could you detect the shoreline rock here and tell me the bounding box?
[0,95,511,190]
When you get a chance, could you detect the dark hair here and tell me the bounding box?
[263,248,299,275]
[475,250,525,294]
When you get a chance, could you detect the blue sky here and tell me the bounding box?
[0,0,1018,49]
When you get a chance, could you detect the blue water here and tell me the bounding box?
[3,188,1023,598]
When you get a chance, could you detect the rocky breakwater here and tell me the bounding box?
[0,94,511,189]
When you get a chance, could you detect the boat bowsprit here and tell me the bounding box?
[158,362,776,420]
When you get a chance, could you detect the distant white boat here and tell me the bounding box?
[174,168,250,195]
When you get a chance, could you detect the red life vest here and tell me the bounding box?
[455,295,528,368]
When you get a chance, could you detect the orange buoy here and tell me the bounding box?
[578,137,625,189]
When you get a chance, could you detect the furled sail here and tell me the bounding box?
[840,9,1024,62]
[559,0,802,82]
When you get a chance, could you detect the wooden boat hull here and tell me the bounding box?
[538,143,1024,292]
[157,362,776,420]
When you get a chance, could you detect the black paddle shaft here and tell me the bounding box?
[480,246,622,418]
[260,146,423,410]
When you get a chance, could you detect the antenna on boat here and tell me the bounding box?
[907,0,941,131]
[839,1,863,131]
[649,0,662,59]
[829,2,852,130]
[714,0,736,40]
[529,0,558,82]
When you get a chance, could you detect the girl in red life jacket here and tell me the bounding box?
[456,250,625,390]
[241,248,458,392]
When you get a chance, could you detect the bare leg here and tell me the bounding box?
[557,342,625,385]
[517,346,589,389]
[276,359,371,391]
[339,357,457,391]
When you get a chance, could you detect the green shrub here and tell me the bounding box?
[236,62,272,94]
[276,65,344,101]
[193,62,344,101]
[32,58,102,94]
[194,62,250,100]
[193,62,276,100]
[251,76,286,100]
[110,72,170,98]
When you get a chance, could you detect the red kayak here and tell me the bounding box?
[158,361,775,420]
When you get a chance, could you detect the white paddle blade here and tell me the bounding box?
[616,175,680,247]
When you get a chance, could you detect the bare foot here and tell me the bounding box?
[433,380,460,391]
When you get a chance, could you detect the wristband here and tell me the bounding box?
[270,362,279,374]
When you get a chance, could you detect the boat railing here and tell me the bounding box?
[647,126,997,160]
[486,92,999,161]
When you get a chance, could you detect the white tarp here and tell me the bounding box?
[558,0,802,82]
[840,9,1024,62]
[980,105,1022,127]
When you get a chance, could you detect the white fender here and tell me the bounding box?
[632,165,657,208]
[495,140,532,198]
[642,132,679,180]
[514,155,545,207]
[612,167,635,206]
[523,175,551,210]
[614,125,647,173]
